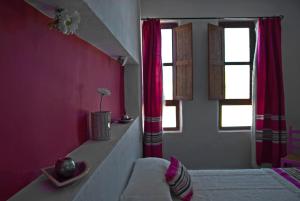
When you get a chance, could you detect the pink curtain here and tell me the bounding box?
[142,19,163,157]
[255,17,287,167]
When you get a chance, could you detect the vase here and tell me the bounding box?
[91,111,111,140]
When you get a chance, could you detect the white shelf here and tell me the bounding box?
[8,118,139,201]
[25,0,140,65]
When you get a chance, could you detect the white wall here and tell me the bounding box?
[85,0,142,135]
[140,0,300,169]
[84,0,142,117]
[85,0,140,63]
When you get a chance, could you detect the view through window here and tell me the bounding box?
[219,21,255,129]
[161,25,180,131]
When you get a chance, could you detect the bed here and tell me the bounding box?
[120,157,300,201]
[187,168,300,201]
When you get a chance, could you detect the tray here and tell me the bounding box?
[118,118,133,124]
[41,161,89,187]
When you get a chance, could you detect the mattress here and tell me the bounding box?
[174,168,300,201]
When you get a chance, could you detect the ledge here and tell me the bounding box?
[25,0,140,65]
[8,118,140,201]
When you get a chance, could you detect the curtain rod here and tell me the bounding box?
[141,15,284,20]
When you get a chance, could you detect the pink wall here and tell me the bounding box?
[0,1,124,200]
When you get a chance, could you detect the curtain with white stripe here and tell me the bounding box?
[255,17,287,167]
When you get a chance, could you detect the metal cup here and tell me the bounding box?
[91,111,111,140]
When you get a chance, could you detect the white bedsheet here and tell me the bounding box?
[174,169,300,201]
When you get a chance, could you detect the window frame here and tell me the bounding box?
[218,21,256,130]
[161,23,181,132]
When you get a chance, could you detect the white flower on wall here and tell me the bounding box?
[49,8,80,35]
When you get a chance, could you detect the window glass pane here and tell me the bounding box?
[161,29,173,63]
[163,105,176,128]
[224,28,250,62]
[221,105,252,127]
[163,66,173,100]
[225,65,250,99]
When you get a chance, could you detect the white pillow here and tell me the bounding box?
[120,157,172,201]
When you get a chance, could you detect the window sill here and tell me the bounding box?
[163,129,182,134]
[218,129,251,134]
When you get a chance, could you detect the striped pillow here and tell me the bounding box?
[165,156,193,201]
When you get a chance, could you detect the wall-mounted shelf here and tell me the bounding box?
[9,118,141,201]
[25,0,140,65]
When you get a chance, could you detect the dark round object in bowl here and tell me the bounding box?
[55,157,76,178]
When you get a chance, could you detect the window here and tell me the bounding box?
[219,21,255,130]
[161,23,180,131]
[161,23,193,132]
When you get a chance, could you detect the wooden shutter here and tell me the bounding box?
[173,23,193,100]
[208,24,225,100]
